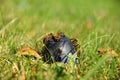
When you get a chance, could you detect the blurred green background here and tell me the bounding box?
[0,0,120,32]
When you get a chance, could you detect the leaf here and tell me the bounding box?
[17,47,42,59]
[110,50,119,57]
[98,48,118,57]
[13,62,19,74]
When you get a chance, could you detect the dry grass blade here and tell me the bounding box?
[0,45,2,53]
[18,72,26,80]
[13,62,19,74]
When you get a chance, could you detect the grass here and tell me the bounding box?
[0,0,120,80]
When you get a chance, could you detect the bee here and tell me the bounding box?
[43,33,54,45]
[71,38,80,48]
[42,33,55,63]
[42,32,83,63]
[54,32,65,41]
[71,38,83,57]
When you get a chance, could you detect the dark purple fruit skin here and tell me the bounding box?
[43,35,76,63]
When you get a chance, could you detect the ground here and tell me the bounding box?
[0,0,120,80]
